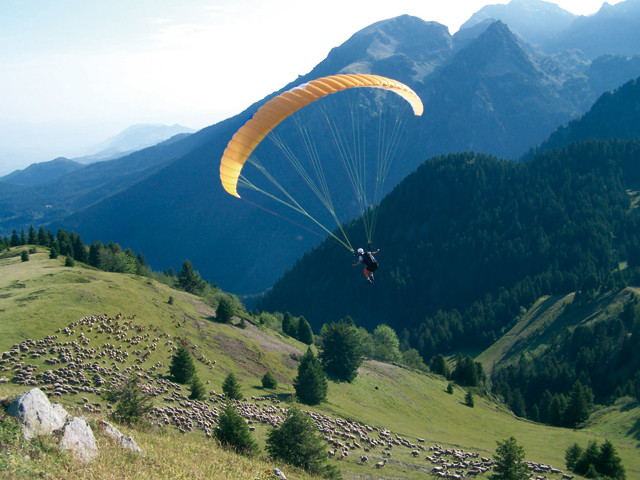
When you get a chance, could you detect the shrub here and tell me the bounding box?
[261,371,278,389]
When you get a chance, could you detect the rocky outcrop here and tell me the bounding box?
[59,416,98,462]
[99,419,143,454]
[6,387,69,440]
[6,387,142,462]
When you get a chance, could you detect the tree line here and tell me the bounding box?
[491,292,640,426]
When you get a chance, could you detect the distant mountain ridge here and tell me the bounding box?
[75,123,194,164]
[0,157,83,187]
[3,1,640,295]
[0,123,194,188]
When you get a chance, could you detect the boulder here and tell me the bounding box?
[98,420,143,454]
[6,388,69,440]
[60,416,98,462]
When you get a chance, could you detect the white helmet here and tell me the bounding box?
[357,248,364,255]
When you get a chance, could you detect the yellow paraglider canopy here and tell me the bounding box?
[219,73,423,198]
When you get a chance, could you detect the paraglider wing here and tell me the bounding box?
[219,74,423,198]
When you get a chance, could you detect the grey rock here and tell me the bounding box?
[6,388,69,440]
[59,416,98,462]
[98,420,143,454]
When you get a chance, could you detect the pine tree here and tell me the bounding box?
[216,297,235,324]
[103,375,154,425]
[266,404,332,477]
[189,374,206,401]
[294,348,327,405]
[169,345,196,384]
[177,259,205,295]
[564,380,591,427]
[465,390,474,407]
[565,443,583,471]
[214,401,259,455]
[430,354,450,378]
[261,371,278,389]
[27,225,37,245]
[596,440,625,480]
[222,372,243,400]
[21,250,29,262]
[282,312,296,337]
[297,316,314,345]
[490,436,529,480]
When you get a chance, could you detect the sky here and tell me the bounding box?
[0,0,625,175]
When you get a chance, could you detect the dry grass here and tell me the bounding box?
[0,410,319,480]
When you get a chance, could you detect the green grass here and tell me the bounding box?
[1,246,639,479]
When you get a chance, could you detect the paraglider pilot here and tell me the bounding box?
[352,244,380,283]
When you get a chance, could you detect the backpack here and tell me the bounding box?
[362,251,378,271]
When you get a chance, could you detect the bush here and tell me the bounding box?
[261,371,278,389]
[64,256,75,267]
[21,251,29,262]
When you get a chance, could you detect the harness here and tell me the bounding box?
[362,251,378,271]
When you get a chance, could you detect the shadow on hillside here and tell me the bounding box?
[628,415,640,445]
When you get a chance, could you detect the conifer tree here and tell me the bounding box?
[177,259,205,295]
[491,436,528,480]
[430,354,450,378]
[21,250,29,262]
[222,372,243,400]
[189,374,206,401]
[294,347,327,405]
[297,316,314,345]
[465,390,474,407]
[103,375,153,425]
[169,345,196,384]
[216,297,235,323]
[214,401,259,455]
[564,380,591,427]
[282,312,296,337]
[266,404,335,477]
[27,225,37,245]
[37,227,49,246]
[596,439,625,480]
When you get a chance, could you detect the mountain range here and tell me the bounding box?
[2,0,640,296]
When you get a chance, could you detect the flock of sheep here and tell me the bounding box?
[1,313,571,478]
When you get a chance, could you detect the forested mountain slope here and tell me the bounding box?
[259,138,640,358]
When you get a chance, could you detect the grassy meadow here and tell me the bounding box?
[1,247,639,479]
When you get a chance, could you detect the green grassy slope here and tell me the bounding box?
[1,247,638,479]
